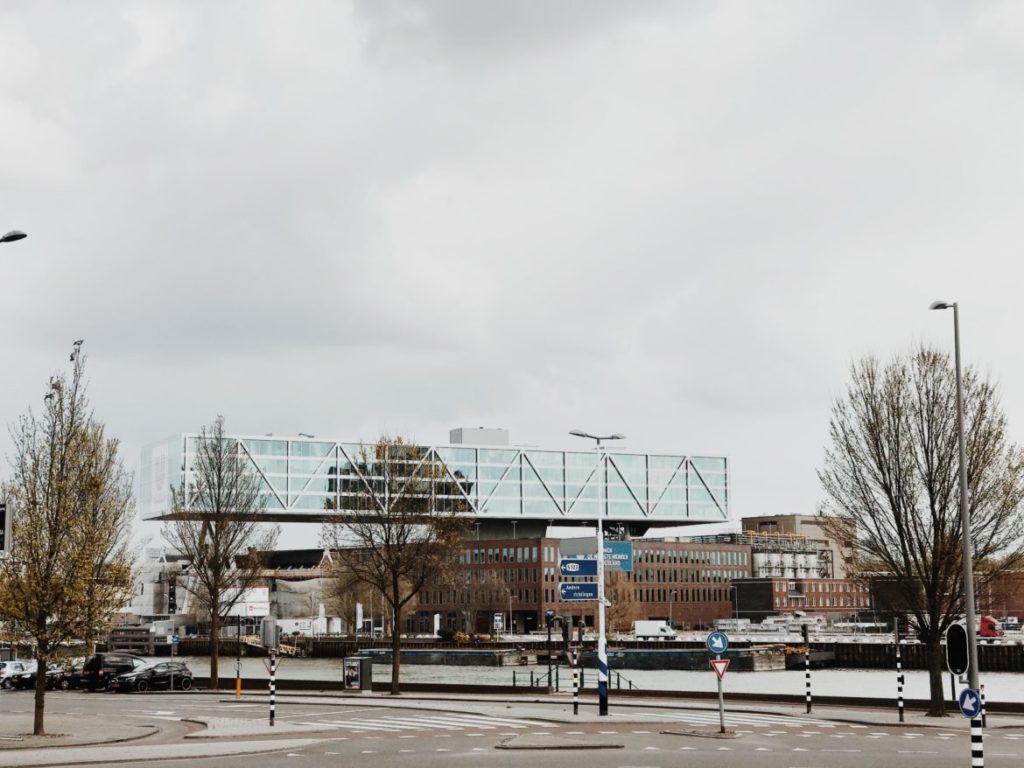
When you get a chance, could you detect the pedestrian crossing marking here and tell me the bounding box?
[650,711,837,729]
[297,713,558,735]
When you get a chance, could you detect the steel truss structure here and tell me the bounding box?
[141,434,728,527]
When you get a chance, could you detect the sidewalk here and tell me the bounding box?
[0,713,159,751]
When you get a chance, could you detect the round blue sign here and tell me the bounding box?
[706,631,729,654]
[958,688,982,719]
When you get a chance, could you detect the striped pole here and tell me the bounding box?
[572,651,579,716]
[269,649,277,727]
[896,643,904,722]
[971,716,984,768]
[980,684,987,728]
[803,624,812,714]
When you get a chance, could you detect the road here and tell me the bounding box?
[1,688,1023,767]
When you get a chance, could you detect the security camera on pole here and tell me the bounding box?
[569,429,624,717]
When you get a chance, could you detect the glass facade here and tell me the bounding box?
[140,434,728,526]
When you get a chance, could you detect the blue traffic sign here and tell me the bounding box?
[560,583,599,601]
[171,634,180,644]
[706,631,729,655]
[604,541,634,572]
[958,688,982,719]
[559,558,598,577]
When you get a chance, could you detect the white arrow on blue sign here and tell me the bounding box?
[559,558,599,577]
[560,583,599,601]
[958,688,982,719]
[706,631,729,654]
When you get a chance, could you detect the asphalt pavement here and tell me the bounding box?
[2,687,1024,767]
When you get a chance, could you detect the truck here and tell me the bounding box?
[633,620,676,640]
[979,615,1004,638]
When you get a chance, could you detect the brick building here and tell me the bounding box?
[410,536,751,633]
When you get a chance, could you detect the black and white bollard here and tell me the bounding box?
[269,649,277,727]
[896,643,905,723]
[971,716,984,768]
[980,684,987,729]
[803,624,812,714]
[572,652,580,716]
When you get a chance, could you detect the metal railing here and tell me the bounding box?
[512,665,638,691]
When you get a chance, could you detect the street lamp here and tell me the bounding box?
[569,428,625,717]
[0,230,27,243]
[929,300,980,695]
[669,590,678,630]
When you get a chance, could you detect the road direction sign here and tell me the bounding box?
[710,658,731,680]
[559,558,598,577]
[958,687,982,719]
[558,538,634,572]
[706,631,729,654]
[560,583,599,601]
[946,623,969,676]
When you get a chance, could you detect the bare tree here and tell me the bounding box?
[321,437,469,694]
[163,417,280,689]
[604,570,642,633]
[819,348,1024,715]
[0,352,135,735]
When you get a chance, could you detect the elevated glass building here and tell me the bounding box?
[140,434,729,531]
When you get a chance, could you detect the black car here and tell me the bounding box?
[81,653,148,691]
[112,661,193,692]
[59,661,86,691]
[11,663,64,691]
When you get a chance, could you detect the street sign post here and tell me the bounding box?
[706,631,730,733]
[560,583,599,601]
[959,688,982,719]
[559,558,599,577]
[946,623,970,676]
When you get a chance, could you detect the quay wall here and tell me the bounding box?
[160,637,1024,673]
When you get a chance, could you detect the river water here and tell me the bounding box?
[174,656,1024,704]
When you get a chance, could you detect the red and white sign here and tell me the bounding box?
[710,658,730,680]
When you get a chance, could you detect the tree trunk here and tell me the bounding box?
[210,607,220,690]
[33,649,46,736]
[926,638,947,717]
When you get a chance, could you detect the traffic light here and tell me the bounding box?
[0,502,7,557]
[561,618,570,648]
[168,576,177,614]
[946,623,969,676]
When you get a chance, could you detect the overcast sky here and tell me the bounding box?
[2,1,1023,550]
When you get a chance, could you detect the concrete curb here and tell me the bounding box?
[496,736,623,750]
[660,728,738,739]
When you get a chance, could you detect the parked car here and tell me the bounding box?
[11,663,64,691]
[0,661,35,689]
[81,653,148,691]
[58,661,86,691]
[111,661,193,692]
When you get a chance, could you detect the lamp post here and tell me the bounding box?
[929,300,980,694]
[569,429,625,717]
[669,590,678,630]
[0,230,27,244]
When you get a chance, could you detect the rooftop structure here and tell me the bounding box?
[140,432,729,532]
